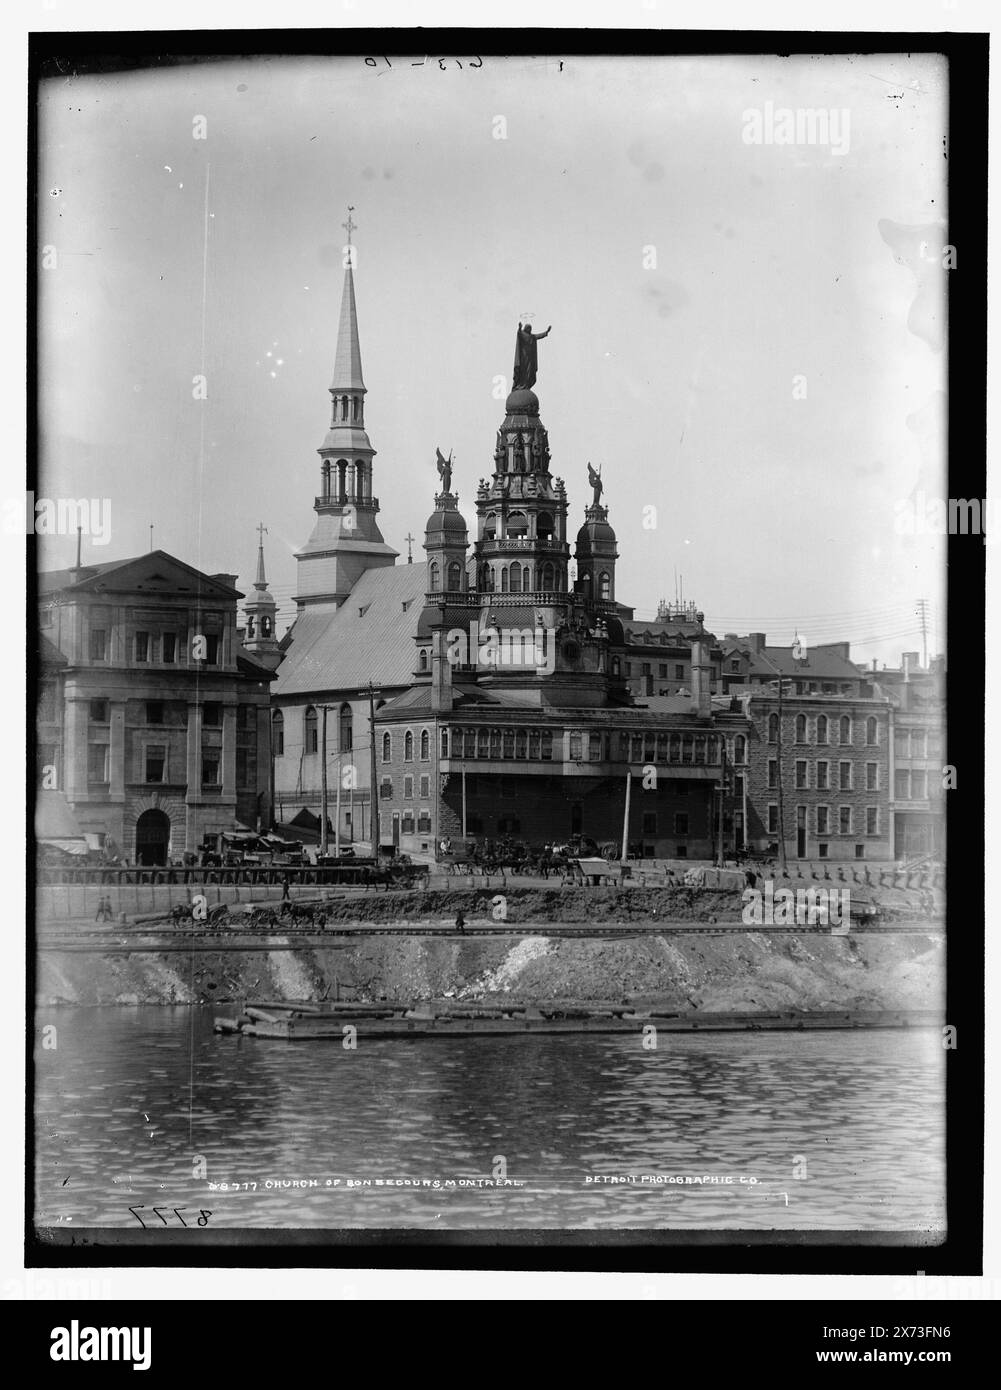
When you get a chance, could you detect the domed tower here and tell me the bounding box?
[242,524,281,670]
[294,228,397,613]
[574,479,619,605]
[416,456,470,704]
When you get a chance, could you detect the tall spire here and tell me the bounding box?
[254,521,269,589]
[332,262,365,392]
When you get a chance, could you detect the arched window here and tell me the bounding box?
[381,731,392,763]
[429,561,440,591]
[795,713,807,743]
[510,563,522,593]
[271,709,284,756]
[541,562,555,591]
[352,399,360,422]
[336,459,347,501]
[817,714,828,744]
[304,706,318,755]
[581,571,592,594]
[440,730,449,758]
[611,657,621,677]
[404,731,414,761]
[484,513,497,541]
[246,615,255,638]
[507,510,528,538]
[599,571,611,599]
[501,566,509,593]
[866,716,878,745]
[261,615,271,637]
[537,512,555,540]
[447,561,462,592]
[768,712,779,743]
[477,728,489,758]
[339,702,352,753]
[734,734,746,764]
[418,649,429,672]
[341,397,349,421]
[840,715,852,745]
[420,729,430,760]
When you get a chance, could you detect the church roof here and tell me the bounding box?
[273,564,427,697]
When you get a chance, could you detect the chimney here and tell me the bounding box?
[690,640,711,717]
[747,632,766,654]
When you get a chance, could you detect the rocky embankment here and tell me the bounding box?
[37,886,944,1015]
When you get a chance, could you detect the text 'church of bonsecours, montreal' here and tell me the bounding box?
[261,249,749,861]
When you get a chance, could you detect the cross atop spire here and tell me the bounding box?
[255,523,269,589]
[343,205,356,245]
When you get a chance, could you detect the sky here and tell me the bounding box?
[36,50,948,668]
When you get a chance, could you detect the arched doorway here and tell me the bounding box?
[135,808,170,866]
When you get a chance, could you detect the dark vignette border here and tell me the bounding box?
[24,25,987,1278]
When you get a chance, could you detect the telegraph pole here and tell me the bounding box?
[775,676,788,873]
[367,683,380,854]
[319,706,329,856]
[916,598,929,668]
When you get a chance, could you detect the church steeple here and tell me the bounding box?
[294,217,397,613]
[242,523,281,669]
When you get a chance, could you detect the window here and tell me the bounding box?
[589,732,602,761]
[865,762,878,791]
[381,731,391,763]
[146,702,164,725]
[675,665,684,681]
[304,707,318,755]
[447,562,462,592]
[839,761,852,791]
[540,731,553,760]
[87,743,109,784]
[380,776,392,799]
[818,843,829,858]
[642,812,657,835]
[839,715,852,745]
[420,729,430,760]
[768,712,779,743]
[674,813,689,835]
[490,729,502,759]
[767,805,778,834]
[641,662,651,678]
[404,775,414,799]
[816,761,829,791]
[339,703,352,752]
[272,710,284,755]
[768,759,778,790]
[509,563,522,594]
[404,731,414,761]
[89,699,109,722]
[730,659,741,673]
[503,729,515,758]
[855,844,865,859]
[419,774,430,798]
[135,631,150,663]
[441,730,449,758]
[816,714,828,744]
[203,703,221,728]
[839,806,852,835]
[912,730,927,759]
[417,810,432,833]
[89,628,107,661]
[865,716,878,745]
[795,713,807,743]
[429,561,440,591]
[236,749,250,787]
[816,806,830,835]
[599,571,611,598]
[402,810,415,835]
[866,807,879,835]
[895,769,910,799]
[734,735,746,764]
[795,760,808,789]
[202,750,220,786]
[418,649,429,673]
[162,632,176,664]
[569,733,583,761]
[912,770,927,799]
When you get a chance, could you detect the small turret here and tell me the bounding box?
[242,524,281,669]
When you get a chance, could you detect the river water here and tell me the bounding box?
[34,1007,945,1232]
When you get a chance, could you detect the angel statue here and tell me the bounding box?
[436,447,454,494]
[587,461,603,506]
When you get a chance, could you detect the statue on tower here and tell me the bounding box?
[587,461,604,507]
[435,447,454,494]
[512,321,552,391]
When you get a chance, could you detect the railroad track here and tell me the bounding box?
[36,921,943,952]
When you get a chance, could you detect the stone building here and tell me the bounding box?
[37,550,275,864]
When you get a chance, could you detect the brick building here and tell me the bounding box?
[38,550,276,864]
